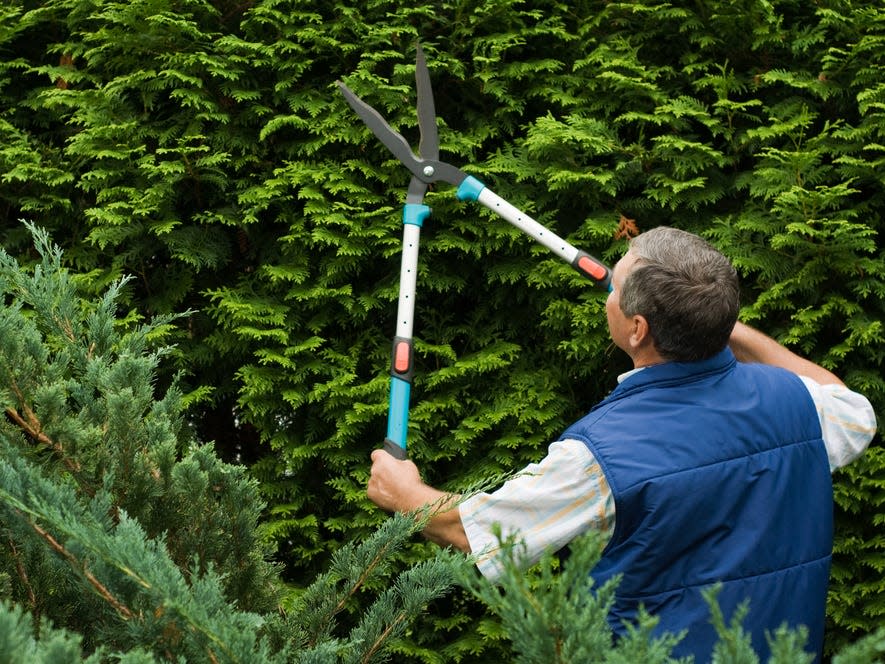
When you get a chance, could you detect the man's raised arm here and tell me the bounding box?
[729,321,844,386]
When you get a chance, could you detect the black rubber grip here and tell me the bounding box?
[382,438,407,459]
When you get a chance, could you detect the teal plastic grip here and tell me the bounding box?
[456,175,485,202]
[386,375,411,453]
[403,203,431,227]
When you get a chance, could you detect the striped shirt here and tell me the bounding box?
[460,375,877,582]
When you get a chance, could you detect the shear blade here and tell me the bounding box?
[336,80,423,177]
[415,43,439,162]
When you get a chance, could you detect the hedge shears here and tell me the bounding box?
[337,45,612,460]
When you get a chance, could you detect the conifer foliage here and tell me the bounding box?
[0,226,454,661]
[0,0,884,659]
[457,531,885,664]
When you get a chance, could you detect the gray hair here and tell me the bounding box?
[619,227,739,362]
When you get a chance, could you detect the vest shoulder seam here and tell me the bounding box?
[616,435,827,493]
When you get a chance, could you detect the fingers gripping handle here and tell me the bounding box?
[456,176,612,291]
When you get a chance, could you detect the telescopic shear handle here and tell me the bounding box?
[455,176,613,291]
[338,47,612,466]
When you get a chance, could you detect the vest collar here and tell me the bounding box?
[609,347,737,400]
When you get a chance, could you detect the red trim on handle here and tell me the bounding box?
[578,256,608,280]
[394,341,411,373]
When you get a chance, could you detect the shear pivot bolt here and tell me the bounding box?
[423,165,435,177]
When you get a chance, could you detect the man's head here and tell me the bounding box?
[606,226,739,363]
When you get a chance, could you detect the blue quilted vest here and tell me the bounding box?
[560,348,832,662]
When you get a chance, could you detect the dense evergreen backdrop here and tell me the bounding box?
[0,0,883,659]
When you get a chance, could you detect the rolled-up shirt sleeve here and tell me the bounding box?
[799,377,877,471]
[459,439,614,583]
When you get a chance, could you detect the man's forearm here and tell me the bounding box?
[729,322,844,386]
[401,484,470,553]
[418,491,470,553]
[367,449,471,553]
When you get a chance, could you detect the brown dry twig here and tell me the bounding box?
[614,214,640,240]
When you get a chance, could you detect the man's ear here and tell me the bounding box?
[628,314,652,351]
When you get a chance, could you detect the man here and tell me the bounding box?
[367,226,876,662]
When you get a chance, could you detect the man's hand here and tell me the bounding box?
[367,448,423,513]
[366,448,471,553]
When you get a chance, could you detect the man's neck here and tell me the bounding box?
[631,347,666,371]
